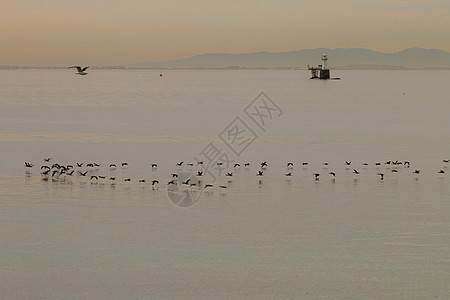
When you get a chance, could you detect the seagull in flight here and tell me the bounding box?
[69,66,89,75]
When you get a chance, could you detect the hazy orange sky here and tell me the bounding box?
[1,0,449,66]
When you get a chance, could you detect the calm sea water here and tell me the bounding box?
[1,69,450,299]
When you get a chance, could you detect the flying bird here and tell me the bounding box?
[69,66,89,75]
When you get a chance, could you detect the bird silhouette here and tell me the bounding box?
[69,66,89,75]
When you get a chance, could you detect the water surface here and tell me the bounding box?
[1,69,450,299]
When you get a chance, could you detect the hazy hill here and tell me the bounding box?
[129,47,450,69]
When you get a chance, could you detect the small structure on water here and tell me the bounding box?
[308,54,339,80]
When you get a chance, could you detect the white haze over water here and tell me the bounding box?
[1,69,450,299]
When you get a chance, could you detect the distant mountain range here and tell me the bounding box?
[129,48,450,69]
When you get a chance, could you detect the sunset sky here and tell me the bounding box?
[1,0,449,66]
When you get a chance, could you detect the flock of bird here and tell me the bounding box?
[23,157,450,193]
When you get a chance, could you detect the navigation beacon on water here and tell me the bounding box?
[307,54,340,80]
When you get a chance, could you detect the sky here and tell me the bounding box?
[1,0,449,66]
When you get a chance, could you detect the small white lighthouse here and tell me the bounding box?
[321,54,328,70]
